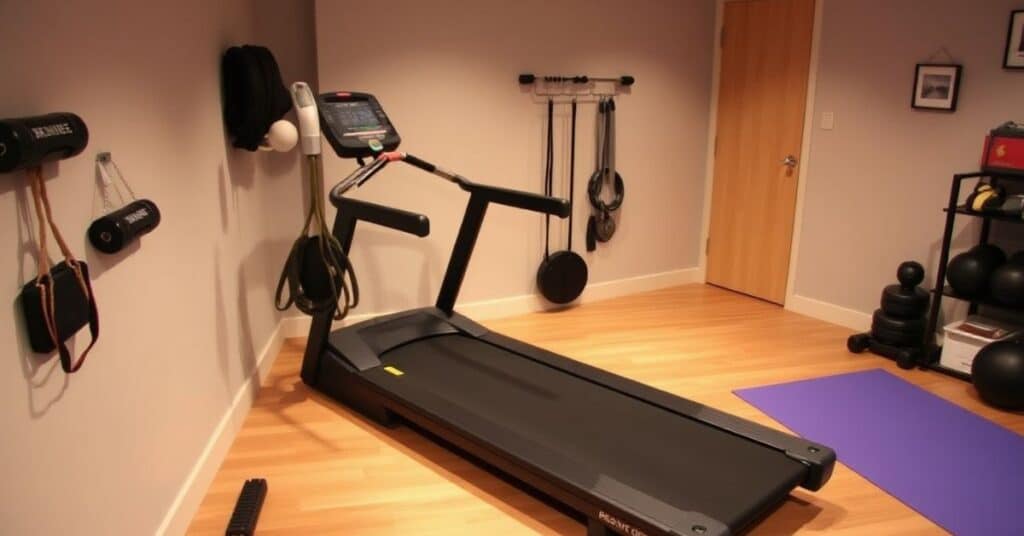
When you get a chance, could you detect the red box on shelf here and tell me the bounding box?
[982,122,1024,176]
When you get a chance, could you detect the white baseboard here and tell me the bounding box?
[155,320,287,536]
[785,293,871,331]
[278,310,380,338]
[281,267,702,336]
[159,266,700,534]
[461,267,704,320]
[580,267,703,302]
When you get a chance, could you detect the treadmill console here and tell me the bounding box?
[316,92,400,159]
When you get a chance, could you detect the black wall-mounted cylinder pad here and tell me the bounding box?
[88,199,162,254]
[0,113,89,173]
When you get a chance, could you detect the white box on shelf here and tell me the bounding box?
[941,316,1021,375]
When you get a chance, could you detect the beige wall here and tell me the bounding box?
[794,0,1024,317]
[315,0,715,314]
[0,1,315,534]
[12,1,1018,532]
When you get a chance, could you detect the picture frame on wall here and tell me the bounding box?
[911,64,962,111]
[1004,10,1024,69]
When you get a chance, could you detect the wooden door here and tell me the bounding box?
[706,0,815,304]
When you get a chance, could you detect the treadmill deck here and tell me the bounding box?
[363,334,807,533]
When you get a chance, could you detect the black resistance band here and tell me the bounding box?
[544,98,554,257]
[275,156,359,319]
[568,99,577,250]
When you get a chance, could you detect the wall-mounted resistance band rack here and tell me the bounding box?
[518,73,634,103]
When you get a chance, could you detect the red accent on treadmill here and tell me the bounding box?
[335,92,351,97]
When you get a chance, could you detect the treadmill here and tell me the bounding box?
[298,89,836,536]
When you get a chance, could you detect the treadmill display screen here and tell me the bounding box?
[316,91,401,158]
[324,101,382,132]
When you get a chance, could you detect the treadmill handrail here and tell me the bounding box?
[331,151,570,218]
[380,151,571,313]
[328,196,430,238]
[328,150,569,315]
[463,181,569,217]
[391,151,571,217]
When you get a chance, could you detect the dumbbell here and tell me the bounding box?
[848,261,930,370]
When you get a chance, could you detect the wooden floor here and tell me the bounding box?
[189,284,1022,535]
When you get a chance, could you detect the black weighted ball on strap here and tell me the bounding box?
[537,251,588,305]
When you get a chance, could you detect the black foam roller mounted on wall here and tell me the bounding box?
[0,113,88,173]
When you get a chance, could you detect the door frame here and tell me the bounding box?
[697,0,824,308]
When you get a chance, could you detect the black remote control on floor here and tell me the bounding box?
[225,478,267,536]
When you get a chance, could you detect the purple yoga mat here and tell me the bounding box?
[735,369,1024,536]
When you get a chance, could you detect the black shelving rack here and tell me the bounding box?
[920,171,1024,382]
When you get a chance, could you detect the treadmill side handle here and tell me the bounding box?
[466,182,571,218]
[395,152,570,218]
[331,196,430,237]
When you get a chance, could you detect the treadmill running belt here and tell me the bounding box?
[375,334,806,531]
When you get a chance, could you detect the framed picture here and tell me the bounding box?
[911,64,962,111]
[1004,10,1024,69]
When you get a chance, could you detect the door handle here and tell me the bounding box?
[781,155,798,168]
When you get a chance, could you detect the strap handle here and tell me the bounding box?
[96,153,138,212]
[567,99,577,251]
[543,98,554,259]
[29,167,99,373]
[605,97,616,188]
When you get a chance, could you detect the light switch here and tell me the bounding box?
[821,112,835,130]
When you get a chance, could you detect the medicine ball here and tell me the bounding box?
[946,244,1006,299]
[971,339,1024,410]
[990,252,1024,308]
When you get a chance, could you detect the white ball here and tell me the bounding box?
[266,120,298,152]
